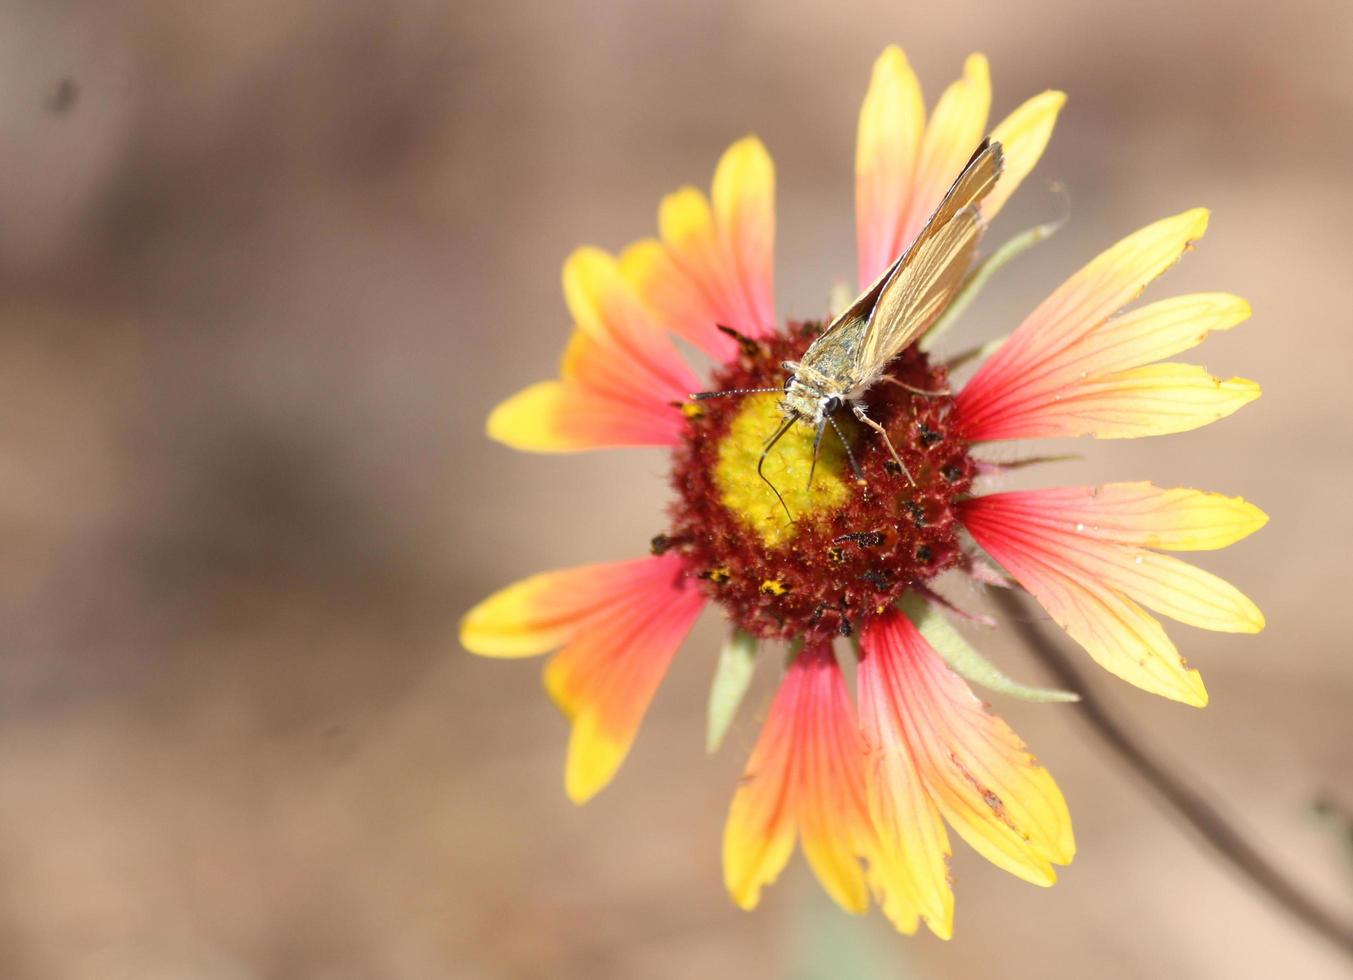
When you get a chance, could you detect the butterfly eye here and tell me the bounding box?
[823,396,842,414]
[783,377,795,393]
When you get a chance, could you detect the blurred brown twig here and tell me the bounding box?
[991,588,1353,962]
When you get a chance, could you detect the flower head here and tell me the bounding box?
[462,45,1265,937]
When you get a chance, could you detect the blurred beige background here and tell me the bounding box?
[0,1,1350,977]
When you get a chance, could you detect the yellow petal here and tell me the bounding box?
[1015,208,1212,362]
[984,90,1066,220]
[1040,568,1210,706]
[1085,549,1266,634]
[722,674,799,910]
[541,558,706,802]
[855,45,926,287]
[560,711,632,805]
[1068,293,1251,377]
[1056,363,1261,439]
[878,608,1074,890]
[900,53,991,250]
[962,498,1212,706]
[711,135,776,331]
[1012,483,1269,551]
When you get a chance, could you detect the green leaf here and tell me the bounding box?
[707,630,759,753]
[899,594,1080,703]
[920,216,1064,353]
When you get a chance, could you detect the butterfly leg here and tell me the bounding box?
[807,418,826,489]
[852,404,915,485]
[825,412,865,483]
[877,375,951,397]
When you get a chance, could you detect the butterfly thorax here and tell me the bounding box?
[781,355,874,424]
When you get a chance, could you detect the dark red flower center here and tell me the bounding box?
[660,322,975,643]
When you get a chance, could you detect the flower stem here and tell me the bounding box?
[991,588,1353,961]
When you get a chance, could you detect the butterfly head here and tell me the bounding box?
[781,364,846,425]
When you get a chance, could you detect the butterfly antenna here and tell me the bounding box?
[826,412,864,482]
[758,413,798,522]
[690,386,782,401]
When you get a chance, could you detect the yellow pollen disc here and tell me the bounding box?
[713,394,851,548]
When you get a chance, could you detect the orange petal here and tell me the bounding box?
[561,247,698,398]
[461,556,676,658]
[488,247,698,452]
[539,554,706,802]
[486,377,688,451]
[858,613,954,938]
[723,644,875,913]
[983,90,1066,221]
[658,138,778,348]
[876,608,1074,886]
[620,238,738,360]
[722,669,798,910]
[855,45,926,288]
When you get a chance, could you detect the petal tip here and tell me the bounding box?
[1183,206,1211,241]
[874,44,910,73]
[485,383,568,453]
[1183,673,1210,708]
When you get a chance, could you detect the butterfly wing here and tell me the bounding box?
[856,140,1003,369]
[855,206,983,375]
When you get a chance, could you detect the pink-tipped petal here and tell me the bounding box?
[958,209,1226,442]
[657,138,778,349]
[620,239,739,361]
[488,247,698,452]
[962,490,1265,705]
[723,644,876,914]
[539,553,706,803]
[872,609,1074,886]
[858,614,955,938]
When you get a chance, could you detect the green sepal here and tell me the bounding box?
[706,630,759,753]
[899,594,1079,703]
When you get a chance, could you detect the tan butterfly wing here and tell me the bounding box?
[856,140,1003,368]
[857,206,983,369]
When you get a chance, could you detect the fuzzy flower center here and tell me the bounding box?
[713,393,852,548]
[661,322,976,644]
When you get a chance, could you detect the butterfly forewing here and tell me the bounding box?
[858,205,983,368]
[800,139,1004,388]
[855,140,1002,366]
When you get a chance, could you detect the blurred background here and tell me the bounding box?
[0,1,1350,977]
